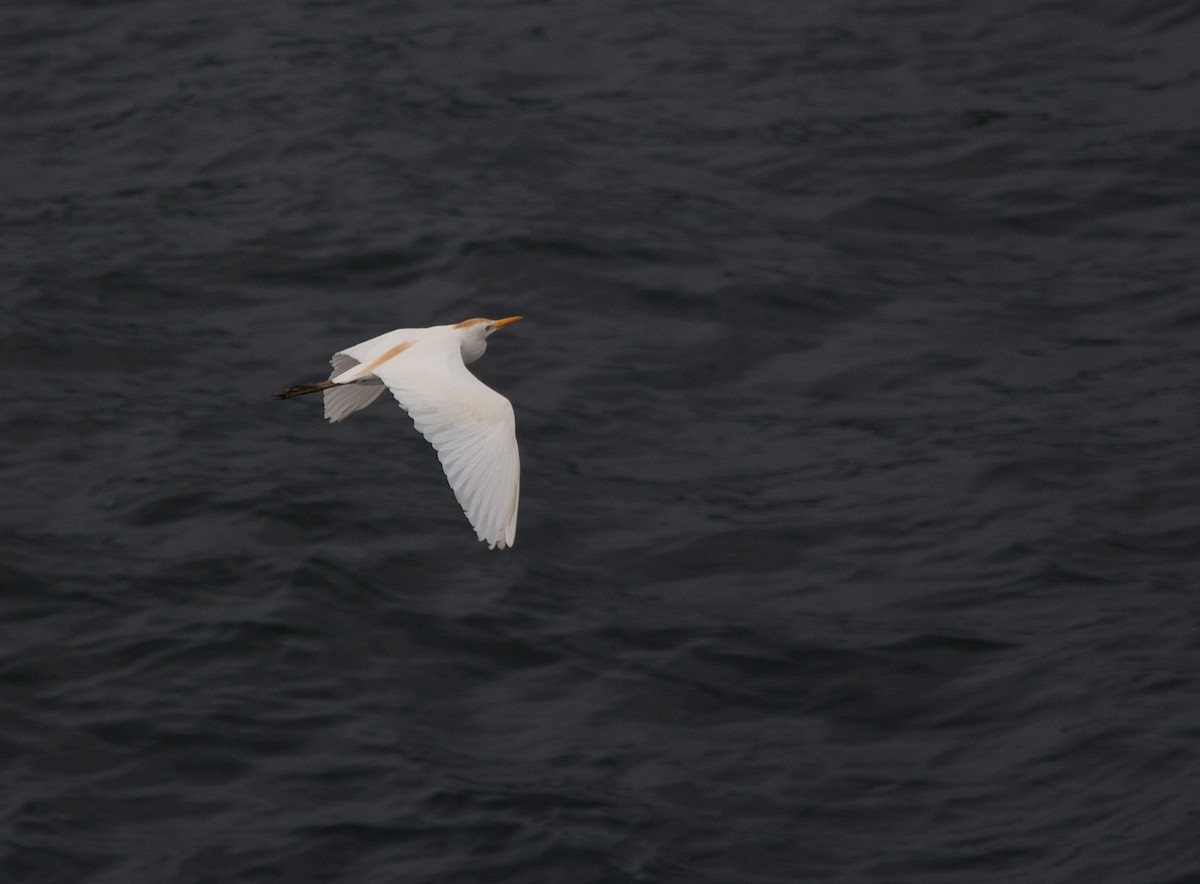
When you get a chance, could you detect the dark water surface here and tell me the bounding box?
[4,0,1200,881]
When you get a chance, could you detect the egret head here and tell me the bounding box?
[454,315,523,363]
[455,316,523,336]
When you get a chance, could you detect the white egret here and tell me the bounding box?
[276,316,524,550]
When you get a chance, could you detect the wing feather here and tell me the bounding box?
[322,353,385,423]
[370,340,520,549]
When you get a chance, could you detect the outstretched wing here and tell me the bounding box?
[371,342,520,550]
[322,353,385,423]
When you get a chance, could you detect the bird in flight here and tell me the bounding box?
[276,316,524,550]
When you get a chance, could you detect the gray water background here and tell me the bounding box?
[3,1,1200,881]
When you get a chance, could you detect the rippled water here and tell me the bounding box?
[3,1,1200,881]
